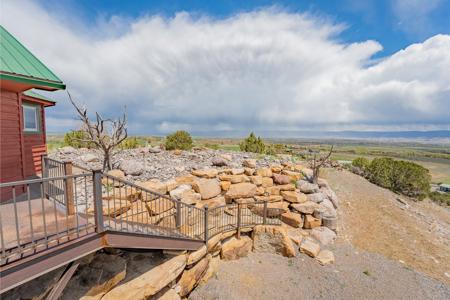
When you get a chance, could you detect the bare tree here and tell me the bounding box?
[68,92,128,171]
[311,145,334,184]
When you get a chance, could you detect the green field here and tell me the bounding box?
[47,134,450,184]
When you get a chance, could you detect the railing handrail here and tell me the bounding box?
[0,173,91,188]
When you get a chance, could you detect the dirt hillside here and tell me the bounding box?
[324,169,450,284]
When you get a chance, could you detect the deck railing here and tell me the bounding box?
[1,157,281,268]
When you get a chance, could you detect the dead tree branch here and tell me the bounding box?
[68,91,127,171]
[311,145,334,184]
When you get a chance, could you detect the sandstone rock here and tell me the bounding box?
[250,175,263,186]
[271,165,283,173]
[307,192,327,203]
[300,238,321,258]
[221,230,237,240]
[281,211,303,228]
[234,198,255,205]
[281,170,302,181]
[220,181,231,191]
[291,201,320,214]
[293,164,307,172]
[286,228,303,246]
[192,179,221,200]
[322,215,338,231]
[219,174,249,183]
[102,169,125,186]
[103,187,141,202]
[165,179,178,192]
[273,174,291,185]
[281,191,307,203]
[119,200,153,223]
[244,168,255,176]
[301,168,314,179]
[178,256,210,297]
[317,178,329,188]
[231,168,245,175]
[173,149,182,155]
[88,199,131,217]
[297,180,319,194]
[256,167,273,177]
[252,225,296,257]
[261,177,274,187]
[221,154,233,161]
[187,246,207,266]
[154,288,180,300]
[316,250,335,265]
[320,199,337,217]
[265,186,280,195]
[304,215,321,229]
[63,253,126,300]
[146,198,175,215]
[221,236,253,260]
[199,255,220,285]
[311,227,336,246]
[243,159,256,168]
[136,180,167,195]
[192,169,219,179]
[255,186,265,195]
[120,160,144,176]
[60,146,77,154]
[254,195,283,203]
[169,185,192,200]
[180,190,201,205]
[175,175,197,185]
[157,215,176,227]
[197,196,226,209]
[207,234,222,252]
[148,146,162,154]
[102,255,186,300]
[321,187,339,208]
[225,183,257,200]
[278,184,295,191]
[212,157,228,167]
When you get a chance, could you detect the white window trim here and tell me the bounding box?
[23,104,39,132]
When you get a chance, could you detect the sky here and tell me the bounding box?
[1,0,450,136]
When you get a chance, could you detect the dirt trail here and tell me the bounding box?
[324,169,450,284]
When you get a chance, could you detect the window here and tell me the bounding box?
[23,104,39,132]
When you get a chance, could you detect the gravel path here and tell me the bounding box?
[191,242,450,300]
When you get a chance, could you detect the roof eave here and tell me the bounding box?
[0,72,66,91]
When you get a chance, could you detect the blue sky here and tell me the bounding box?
[2,0,450,135]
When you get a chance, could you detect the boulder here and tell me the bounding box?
[102,255,186,300]
[250,175,263,186]
[316,250,335,265]
[271,165,283,173]
[88,199,131,217]
[187,245,207,266]
[297,180,319,194]
[242,159,256,168]
[254,195,283,203]
[62,253,126,300]
[278,184,295,191]
[199,255,220,285]
[148,146,162,154]
[146,198,175,215]
[249,202,287,218]
[207,234,222,252]
[281,170,302,181]
[212,157,228,167]
[197,196,226,209]
[281,212,303,228]
[320,199,337,217]
[256,167,272,177]
[234,198,255,205]
[102,169,125,186]
[180,190,201,205]
[286,228,303,246]
[220,181,231,191]
[136,180,167,195]
[154,289,180,300]
[219,174,249,183]
[261,177,274,187]
[321,187,339,208]
[60,146,77,154]
[177,256,210,297]
[102,187,141,202]
[120,160,144,176]
[192,169,219,179]
[291,201,320,215]
[221,236,253,261]
[225,183,257,200]
[252,225,296,257]
[265,186,281,195]
[311,227,336,246]
[299,238,321,258]
[169,185,192,200]
[281,191,307,203]
[192,179,221,200]
[303,215,321,229]
[231,168,245,175]
[307,192,327,203]
[273,174,291,185]
[175,175,197,185]
[255,186,265,195]
[244,168,255,176]
[322,215,338,231]
[301,168,314,179]
[317,178,329,188]
[221,154,233,161]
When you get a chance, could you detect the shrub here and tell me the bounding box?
[428,191,450,206]
[367,157,395,189]
[120,137,139,149]
[391,160,430,200]
[63,130,93,148]
[352,157,370,176]
[165,130,193,150]
[239,132,266,154]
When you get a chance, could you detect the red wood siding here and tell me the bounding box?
[0,90,23,200]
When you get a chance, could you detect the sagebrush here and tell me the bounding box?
[165,131,193,150]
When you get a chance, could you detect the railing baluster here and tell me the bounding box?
[93,170,104,233]
[74,177,80,238]
[0,202,5,262]
[12,187,21,251]
[52,179,60,244]
[40,182,48,247]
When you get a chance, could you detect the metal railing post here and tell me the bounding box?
[237,203,242,239]
[176,201,181,228]
[263,201,268,225]
[92,170,104,233]
[204,205,209,242]
[64,161,75,215]
[41,154,49,198]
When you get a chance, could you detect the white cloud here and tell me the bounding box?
[2,0,449,135]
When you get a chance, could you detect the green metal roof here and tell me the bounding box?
[23,90,56,103]
[0,25,65,90]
